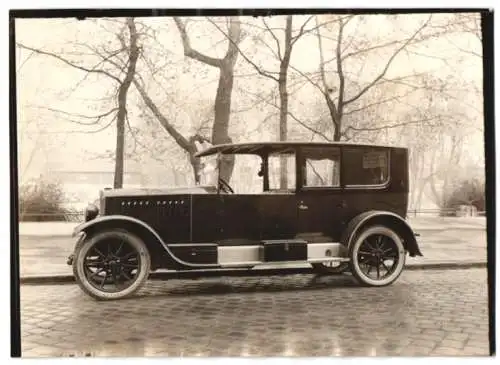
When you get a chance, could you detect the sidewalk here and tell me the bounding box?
[17,217,487,283]
[17,216,487,237]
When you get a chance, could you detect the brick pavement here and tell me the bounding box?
[20,268,490,357]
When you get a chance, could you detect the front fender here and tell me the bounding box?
[71,215,220,268]
[340,210,422,257]
[72,215,149,237]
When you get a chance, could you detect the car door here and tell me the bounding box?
[217,193,298,245]
[296,146,349,243]
[258,151,298,240]
[217,194,262,245]
[217,151,299,244]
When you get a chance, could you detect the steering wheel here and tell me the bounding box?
[218,178,234,194]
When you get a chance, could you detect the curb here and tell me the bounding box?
[18,235,75,239]
[404,262,487,270]
[20,261,487,285]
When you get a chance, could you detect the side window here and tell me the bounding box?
[343,148,389,186]
[303,147,340,188]
[230,154,263,194]
[268,153,296,191]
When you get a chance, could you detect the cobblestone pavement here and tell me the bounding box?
[20,269,490,357]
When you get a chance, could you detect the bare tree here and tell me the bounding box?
[17,17,140,189]
[209,15,315,188]
[97,16,241,184]
[131,79,211,183]
[312,15,434,141]
[173,16,242,183]
[113,18,139,188]
[434,13,482,58]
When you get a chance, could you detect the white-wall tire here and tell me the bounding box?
[73,230,151,300]
[349,225,406,287]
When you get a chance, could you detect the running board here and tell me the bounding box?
[220,257,351,268]
[217,242,348,268]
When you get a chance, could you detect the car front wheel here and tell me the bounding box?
[73,229,151,300]
[349,225,406,287]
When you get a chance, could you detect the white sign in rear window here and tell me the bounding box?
[362,152,387,169]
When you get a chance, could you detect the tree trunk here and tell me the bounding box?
[213,61,235,183]
[415,151,427,210]
[408,151,417,209]
[416,180,427,211]
[113,117,125,188]
[187,134,211,184]
[173,16,241,185]
[279,77,288,189]
[278,16,293,189]
[113,18,139,189]
[322,94,341,141]
[333,114,342,141]
[189,154,202,184]
[427,147,443,209]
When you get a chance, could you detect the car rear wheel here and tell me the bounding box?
[73,229,151,300]
[349,225,406,287]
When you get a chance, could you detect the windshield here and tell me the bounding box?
[198,154,219,186]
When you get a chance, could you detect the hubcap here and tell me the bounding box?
[357,234,400,280]
[83,239,141,293]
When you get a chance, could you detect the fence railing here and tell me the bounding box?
[406,209,486,218]
[19,212,85,223]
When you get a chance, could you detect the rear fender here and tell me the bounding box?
[72,215,220,268]
[340,210,422,257]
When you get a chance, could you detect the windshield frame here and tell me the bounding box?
[197,152,221,189]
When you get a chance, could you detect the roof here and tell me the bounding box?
[195,141,406,158]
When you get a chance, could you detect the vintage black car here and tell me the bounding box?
[68,142,422,300]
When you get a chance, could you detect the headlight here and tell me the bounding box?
[84,203,99,222]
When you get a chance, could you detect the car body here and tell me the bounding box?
[68,141,422,300]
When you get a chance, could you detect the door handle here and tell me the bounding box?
[337,200,347,208]
[299,203,308,210]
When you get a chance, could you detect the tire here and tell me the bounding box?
[73,229,151,300]
[349,225,406,287]
[311,262,349,275]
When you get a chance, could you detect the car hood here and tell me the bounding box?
[101,185,217,198]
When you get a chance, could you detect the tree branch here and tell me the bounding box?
[242,88,332,142]
[290,15,315,46]
[262,18,282,60]
[344,116,441,133]
[119,18,139,96]
[82,115,118,134]
[208,18,280,82]
[173,17,223,68]
[315,16,329,92]
[293,116,333,142]
[342,15,433,106]
[32,106,119,126]
[336,17,347,115]
[16,43,122,84]
[343,89,417,116]
[254,30,281,60]
[133,79,191,153]
[222,16,243,65]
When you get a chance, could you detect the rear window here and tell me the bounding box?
[343,148,389,186]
